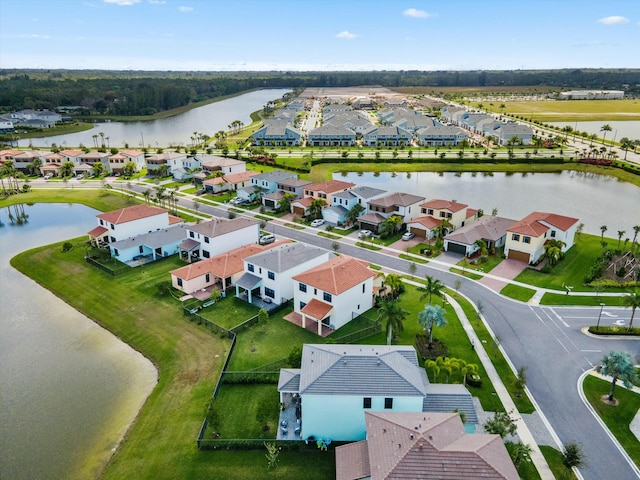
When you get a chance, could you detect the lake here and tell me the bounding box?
[335,170,640,236]
[0,203,157,480]
[23,88,292,149]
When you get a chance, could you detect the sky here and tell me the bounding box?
[1,0,639,71]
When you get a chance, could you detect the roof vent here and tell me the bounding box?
[410,434,414,440]
[398,444,402,449]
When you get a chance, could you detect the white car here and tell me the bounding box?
[358,230,373,239]
[401,232,415,241]
[310,219,325,227]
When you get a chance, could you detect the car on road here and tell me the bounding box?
[43,174,52,180]
[358,230,373,239]
[401,232,415,241]
[310,219,325,227]
[76,174,84,180]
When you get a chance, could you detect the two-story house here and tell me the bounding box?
[235,243,330,306]
[237,170,298,201]
[325,186,387,226]
[307,125,356,147]
[277,344,477,442]
[358,192,425,234]
[290,255,376,334]
[416,125,469,146]
[251,120,301,146]
[504,211,579,264]
[182,217,260,261]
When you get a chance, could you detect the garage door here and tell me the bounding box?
[293,206,305,215]
[446,242,467,255]
[409,226,426,238]
[507,249,530,263]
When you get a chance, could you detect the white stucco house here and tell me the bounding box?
[504,211,579,264]
[181,217,260,261]
[277,344,478,442]
[235,243,330,306]
[444,215,517,256]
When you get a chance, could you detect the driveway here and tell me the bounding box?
[434,251,463,265]
[479,259,527,292]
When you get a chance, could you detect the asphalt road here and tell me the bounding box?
[26,182,640,479]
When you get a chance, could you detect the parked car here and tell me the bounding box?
[310,219,325,227]
[401,232,415,241]
[358,230,373,239]
[76,174,84,180]
[259,234,275,245]
[43,174,52,180]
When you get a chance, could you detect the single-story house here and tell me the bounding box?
[277,344,477,442]
[444,215,517,256]
[335,411,518,480]
[109,224,190,265]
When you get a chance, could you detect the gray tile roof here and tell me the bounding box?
[235,271,262,290]
[252,170,297,182]
[350,186,387,199]
[278,369,301,391]
[245,243,327,273]
[110,224,189,250]
[422,384,478,424]
[298,344,428,397]
[444,215,517,246]
[188,217,259,237]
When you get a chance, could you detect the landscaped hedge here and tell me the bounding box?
[310,156,566,167]
[588,326,640,336]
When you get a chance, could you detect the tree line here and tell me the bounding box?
[0,68,638,116]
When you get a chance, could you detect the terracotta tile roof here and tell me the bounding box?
[466,208,479,219]
[168,215,183,225]
[0,149,22,157]
[222,171,259,184]
[300,298,333,320]
[59,149,83,157]
[41,164,60,170]
[97,205,168,225]
[203,176,225,186]
[87,225,108,237]
[109,153,126,160]
[420,199,468,213]
[188,216,259,237]
[292,255,375,295]
[305,179,355,194]
[408,216,442,229]
[292,197,314,207]
[335,440,370,480]
[44,153,64,159]
[120,149,144,157]
[358,212,386,225]
[171,240,289,280]
[335,411,518,480]
[508,211,579,237]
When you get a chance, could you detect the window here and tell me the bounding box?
[363,397,372,409]
[268,271,275,280]
[139,246,144,254]
[551,230,556,238]
[523,236,531,244]
[189,231,194,238]
[110,236,115,243]
[204,237,210,244]
[99,219,104,226]
[264,287,275,298]
[177,278,183,287]
[440,212,446,218]
[323,292,332,303]
[428,209,434,215]
[110,223,115,230]
[362,283,366,293]
[202,251,210,258]
[299,301,306,310]
[512,234,520,241]
[248,264,254,272]
[384,398,393,409]
[205,274,210,283]
[299,283,307,292]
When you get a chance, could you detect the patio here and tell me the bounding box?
[236,290,279,312]
[283,311,334,337]
[276,392,302,440]
[124,254,156,267]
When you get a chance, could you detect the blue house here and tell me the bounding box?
[251,120,301,146]
[278,344,477,442]
[109,224,190,266]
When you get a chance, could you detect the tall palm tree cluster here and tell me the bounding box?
[0,160,22,196]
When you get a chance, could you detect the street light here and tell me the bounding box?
[596,303,605,332]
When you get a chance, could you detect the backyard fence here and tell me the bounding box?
[84,255,127,276]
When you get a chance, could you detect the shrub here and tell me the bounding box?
[414,334,448,360]
[540,264,552,274]
[466,374,483,388]
[61,241,73,252]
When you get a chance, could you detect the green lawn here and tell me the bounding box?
[540,293,629,306]
[449,267,483,280]
[212,384,280,439]
[0,187,140,211]
[456,254,505,274]
[514,234,632,293]
[583,375,640,465]
[539,446,578,480]
[198,296,260,329]
[500,284,536,302]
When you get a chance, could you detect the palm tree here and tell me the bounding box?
[379,216,402,239]
[92,161,104,177]
[307,198,326,220]
[631,225,640,255]
[600,225,608,243]
[600,124,612,145]
[617,230,626,250]
[378,298,408,345]
[620,137,634,161]
[418,304,447,348]
[544,239,566,266]
[420,275,445,304]
[474,239,488,257]
[345,203,365,227]
[383,273,403,300]
[622,291,640,331]
[276,193,296,213]
[596,351,638,401]
[142,189,151,205]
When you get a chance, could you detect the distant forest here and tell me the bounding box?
[1,68,638,116]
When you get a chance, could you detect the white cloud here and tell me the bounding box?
[148,0,165,3]
[403,8,433,18]
[103,0,141,5]
[336,31,358,40]
[178,6,193,12]
[598,16,629,25]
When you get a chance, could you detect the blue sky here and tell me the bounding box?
[1,0,639,71]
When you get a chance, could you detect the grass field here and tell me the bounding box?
[583,375,640,465]
[539,446,578,480]
[481,99,640,122]
[500,284,536,302]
